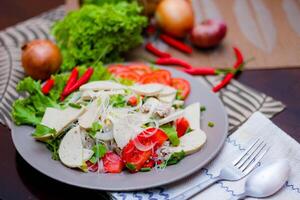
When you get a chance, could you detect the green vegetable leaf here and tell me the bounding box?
[160,124,180,146]
[110,94,126,108]
[11,99,42,126]
[51,3,147,71]
[208,122,215,127]
[32,124,56,138]
[89,144,107,163]
[140,167,151,172]
[87,122,102,138]
[126,163,136,171]
[200,106,206,112]
[83,0,136,6]
[166,151,185,166]
[69,103,82,109]
[46,138,61,160]
[49,73,69,101]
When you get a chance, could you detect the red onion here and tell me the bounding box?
[190,19,227,48]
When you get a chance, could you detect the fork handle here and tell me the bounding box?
[171,177,220,200]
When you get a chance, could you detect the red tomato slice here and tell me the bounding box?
[139,70,171,85]
[115,71,140,82]
[128,63,152,75]
[102,152,124,173]
[108,64,129,74]
[175,117,190,137]
[127,96,138,106]
[171,78,191,99]
[142,159,155,168]
[122,128,168,172]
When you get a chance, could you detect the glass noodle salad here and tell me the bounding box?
[14,63,207,173]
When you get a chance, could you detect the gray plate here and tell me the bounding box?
[11,66,228,191]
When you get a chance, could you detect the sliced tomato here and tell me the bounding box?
[102,152,124,173]
[108,64,129,74]
[175,117,190,137]
[171,78,191,99]
[127,96,138,106]
[139,70,171,85]
[114,71,140,82]
[142,159,155,168]
[128,63,152,75]
[122,141,152,172]
[122,128,168,172]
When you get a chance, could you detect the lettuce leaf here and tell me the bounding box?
[11,64,111,126]
[51,3,147,71]
[160,124,180,146]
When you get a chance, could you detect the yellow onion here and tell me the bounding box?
[21,39,62,80]
[155,0,194,38]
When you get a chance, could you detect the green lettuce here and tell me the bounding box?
[160,124,180,146]
[11,64,111,126]
[51,3,147,71]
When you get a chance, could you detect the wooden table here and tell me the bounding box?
[0,0,299,199]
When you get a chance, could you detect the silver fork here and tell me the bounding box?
[171,138,270,200]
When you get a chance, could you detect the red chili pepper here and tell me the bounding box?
[145,42,171,58]
[183,67,233,75]
[63,67,94,98]
[233,47,244,69]
[212,73,234,92]
[159,34,193,54]
[212,47,244,92]
[61,67,79,98]
[155,57,192,69]
[183,68,218,75]
[42,78,55,95]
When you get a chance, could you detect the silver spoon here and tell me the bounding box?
[229,159,290,200]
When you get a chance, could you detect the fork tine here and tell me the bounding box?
[233,138,260,166]
[239,143,268,172]
[242,146,270,174]
[235,140,264,168]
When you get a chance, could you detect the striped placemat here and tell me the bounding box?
[0,6,285,129]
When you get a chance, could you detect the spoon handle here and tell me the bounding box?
[227,193,247,200]
[171,177,220,200]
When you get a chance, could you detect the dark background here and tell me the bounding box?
[0,0,299,199]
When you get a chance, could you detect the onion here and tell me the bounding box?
[133,137,156,152]
[189,19,227,48]
[155,0,194,38]
[21,39,62,80]
[97,159,105,173]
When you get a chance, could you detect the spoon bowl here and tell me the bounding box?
[231,159,290,200]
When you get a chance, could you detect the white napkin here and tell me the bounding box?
[109,112,300,200]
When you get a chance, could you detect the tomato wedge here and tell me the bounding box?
[128,96,138,106]
[171,78,191,99]
[103,152,124,173]
[122,128,168,172]
[114,70,140,82]
[139,70,171,85]
[128,63,152,75]
[175,117,190,137]
[108,64,129,74]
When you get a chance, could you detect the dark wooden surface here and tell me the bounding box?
[0,0,299,199]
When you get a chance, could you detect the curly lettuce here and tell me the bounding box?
[11,64,111,126]
[51,2,147,71]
